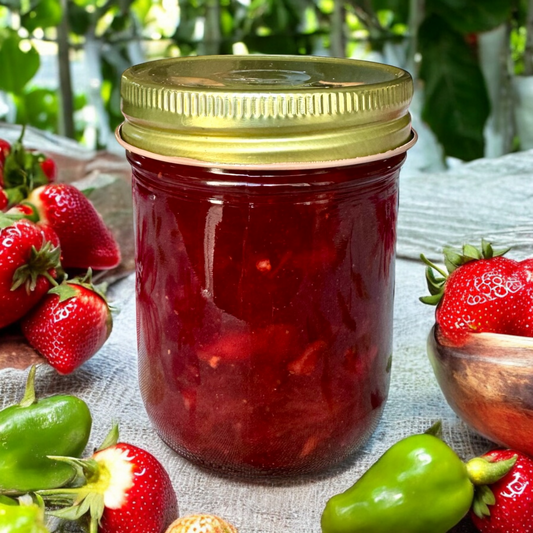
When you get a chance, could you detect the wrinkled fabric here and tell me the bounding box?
[3,141,533,533]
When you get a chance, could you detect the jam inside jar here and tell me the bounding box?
[131,154,403,475]
[118,54,415,476]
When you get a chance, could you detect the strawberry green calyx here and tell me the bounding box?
[11,240,61,293]
[0,212,25,230]
[68,269,108,301]
[5,187,27,208]
[39,425,127,533]
[48,268,112,316]
[420,240,510,306]
[40,425,177,533]
[2,127,49,197]
[38,457,106,533]
[47,282,78,303]
[466,455,518,519]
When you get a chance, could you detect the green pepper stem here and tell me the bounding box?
[423,420,443,439]
[19,365,37,408]
[466,455,518,486]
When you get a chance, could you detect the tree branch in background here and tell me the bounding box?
[406,0,424,76]
[57,0,75,139]
[524,0,533,75]
[204,0,222,55]
[331,0,346,57]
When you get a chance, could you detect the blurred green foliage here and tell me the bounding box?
[0,0,529,160]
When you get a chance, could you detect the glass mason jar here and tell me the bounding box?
[117,55,415,476]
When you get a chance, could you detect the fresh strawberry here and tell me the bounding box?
[0,138,11,186]
[38,156,57,183]
[0,214,61,329]
[0,138,11,162]
[470,449,533,533]
[166,514,237,533]
[420,241,532,344]
[0,186,8,211]
[0,142,9,190]
[26,183,121,270]
[21,270,113,374]
[40,425,178,533]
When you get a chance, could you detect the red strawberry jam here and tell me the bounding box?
[130,152,404,475]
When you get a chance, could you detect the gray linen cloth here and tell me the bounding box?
[2,148,533,533]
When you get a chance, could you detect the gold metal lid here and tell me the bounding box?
[119,55,414,168]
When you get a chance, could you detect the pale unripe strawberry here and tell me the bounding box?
[166,514,238,533]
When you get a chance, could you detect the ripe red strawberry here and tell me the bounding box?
[27,183,121,270]
[0,215,61,329]
[470,449,533,533]
[0,138,11,162]
[0,186,8,211]
[21,270,112,374]
[38,156,57,183]
[420,241,532,344]
[0,138,11,186]
[0,139,10,190]
[40,426,178,533]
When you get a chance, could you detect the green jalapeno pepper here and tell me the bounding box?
[0,365,92,493]
[321,423,516,533]
[0,495,17,506]
[0,496,49,533]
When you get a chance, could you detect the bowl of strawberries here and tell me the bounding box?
[422,240,533,456]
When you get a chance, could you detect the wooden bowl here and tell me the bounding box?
[427,325,533,454]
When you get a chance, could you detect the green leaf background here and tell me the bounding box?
[0,29,40,94]
[0,0,528,158]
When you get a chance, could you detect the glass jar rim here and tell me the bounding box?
[116,125,417,170]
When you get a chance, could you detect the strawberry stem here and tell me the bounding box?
[43,271,59,288]
[420,254,448,279]
[11,241,61,293]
